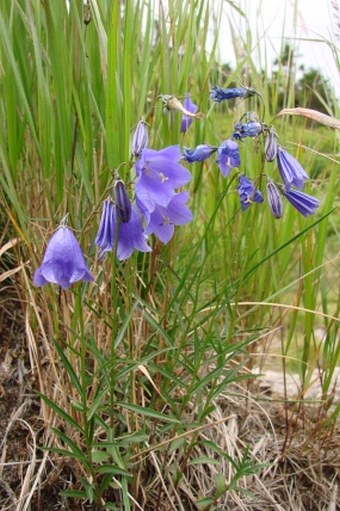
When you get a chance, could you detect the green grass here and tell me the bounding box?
[0,0,339,509]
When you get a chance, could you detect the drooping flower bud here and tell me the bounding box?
[210,85,257,102]
[115,180,132,223]
[233,121,263,139]
[131,118,148,157]
[264,129,278,162]
[183,144,216,163]
[267,181,283,219]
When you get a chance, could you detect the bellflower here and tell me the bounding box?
[233,121,263,140]
[216,139,240,177]
[131,118,149,157]
[33,226,94,289]
[266,181,283,219]
[95,200,151,261]
[117,205,152,260]
[180,93,198,133]
[276,147,309,189]
[183,144,216,163]
[237,175,264,211]
[135,145,192,213]
[210,86,256,102]
[280,186,320,217]
[145,192,192,244]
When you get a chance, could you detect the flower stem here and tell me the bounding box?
[109,218,121,433]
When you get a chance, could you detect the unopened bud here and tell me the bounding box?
[131,119,148,157]
[267,181,283,219]
[264,129,278,162]
[115,180,131,223]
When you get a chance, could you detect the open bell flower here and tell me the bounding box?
[276,147,309,189]
[95,200,151,261]
[217,139,240,177]
[144,191,193,244]
[135,145,192,214]
[237,175,264,211]
[33,226,94,289]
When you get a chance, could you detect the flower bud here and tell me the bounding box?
[264,129,278,162]
[267,181,283,219]
[233,121,263,139]
[115,180,131,223]
[183,144,216,163]
[210,86,257,102]
[131,119,148,157]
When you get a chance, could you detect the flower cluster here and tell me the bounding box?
[33,87,321,289]
[190,86,320,217]
[34,96,198,289]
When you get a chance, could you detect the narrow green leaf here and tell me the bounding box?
[37,392,84,434]
[118,403,181,424]
[52,339,82,395]
[96,465,131,477]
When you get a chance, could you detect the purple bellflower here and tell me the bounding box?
[210,86,256,102]
[135,145,192,214]
[216,139,241,177]
[279,186,320,217]
[233,121,263,140]
[117,205,152,260]
[131,118,149,158]
[180,93,199,133]
[33,226,94,289]
[276,147,309,190]
[237,175,264,211]
[95,200,151,261]
[183,144,216,163]
[267,181,283,219]
[145,192,192,244]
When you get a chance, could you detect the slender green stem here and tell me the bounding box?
[109,217,121,433]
